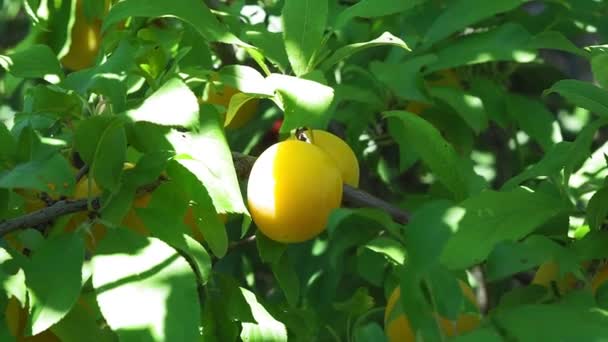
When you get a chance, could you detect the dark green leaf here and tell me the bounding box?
[333,0,422,30]
[429,87,488,134]
[0,45,63,82]
[587,186,608,231]
[545,79,608,119]
[74,115,127,192]
[271,253,300,307]
[25,234,84,335]
[384,111,472,200]
[506,94,558,151]
[282,0,328,75]
[423,0,525,46]
[441,188,570,270]
[239,288,288,341]
[92,229,200,342]
[103,0,248,46]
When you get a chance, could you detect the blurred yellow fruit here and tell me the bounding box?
[247,140,343,243]
[384,280,480,341]
[532,261,578,295]
[61,0,110,71]
[203,78,259,129]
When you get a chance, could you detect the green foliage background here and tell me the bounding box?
[1,0,608,341]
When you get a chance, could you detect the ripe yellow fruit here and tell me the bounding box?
[591,264,608,294]
[4,297,60,341]
[205,83,259,129]
[291,130,360,187]
[247,140,343,243]
[61,0,110,71]
[532,261,578,295]
[65,164,151,250]
[384,280,480,341]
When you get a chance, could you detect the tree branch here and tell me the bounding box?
[0,153,409,237]
[232,152,410,224]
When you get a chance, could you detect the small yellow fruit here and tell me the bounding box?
[532,261,578,295]
[204,82,259,129]
[592,264,608,294]
[61,0,110,71]
[384,280,480,341]
[292,130,360,187]
[247,140,343,243]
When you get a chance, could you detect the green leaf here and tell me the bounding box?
[320,32,410,71]
[370,55,436,102]
[363,237,406,265]
[502,142,574,190]
[103,0,249,46]
[528,31,588,57]
[25,234,84,335]
[545,79,608,119]
[440,188,570,270]
[243,29,290,73]
[0,124,16,165]
[506,94,559,151]
[333,287,374,317]
[423,0,525,46]
[426,23,535,72]
[125,78,199,128]
[428,87,488,134]
[166,161,229,257]
[0,45,63,83]
[218,65,274,96]
[166,107,247,216]
[333,0,422,30]
[225,93,260,127]
[267,74,334,133]
[354,323,387,342]
[587,186,608,231]
[240,288,288,342]
[0,154,75,196]
[0,248,27,305]
[282,0,328,76]
[271,253,300,307]
[384,111,471,200]
[92,229,200,342]
[493,303,608,340]
[74,115,127,192]
[591,53,608,90]
[256,231,287,264]
[485,236,563,282]
[23,85,82,118]
[51,298,116,342]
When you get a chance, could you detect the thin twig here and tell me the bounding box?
[0,153,410,236]
[0,199,98,236]
[75,165,90,182]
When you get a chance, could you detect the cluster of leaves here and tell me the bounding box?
[1,0,608,341]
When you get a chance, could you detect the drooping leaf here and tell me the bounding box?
[103,0,249,46]
[267,74,334,133]
[125,78,199,128]
[333,0,422,30]
[384,111,472,200]
[506,94,560,151]
[440,188,570,270]
[25,234,84,335]
[423,0,525,46]
[74,115,127,192]
[320,32,410,71]
[271,253,300,307]
[240,288,288,342]
[428,87,488,134]
[282,0,328,76]
[587,186,608,231]
[92,229,200,342]
[545,79,608,119]
[0,45,63,83]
